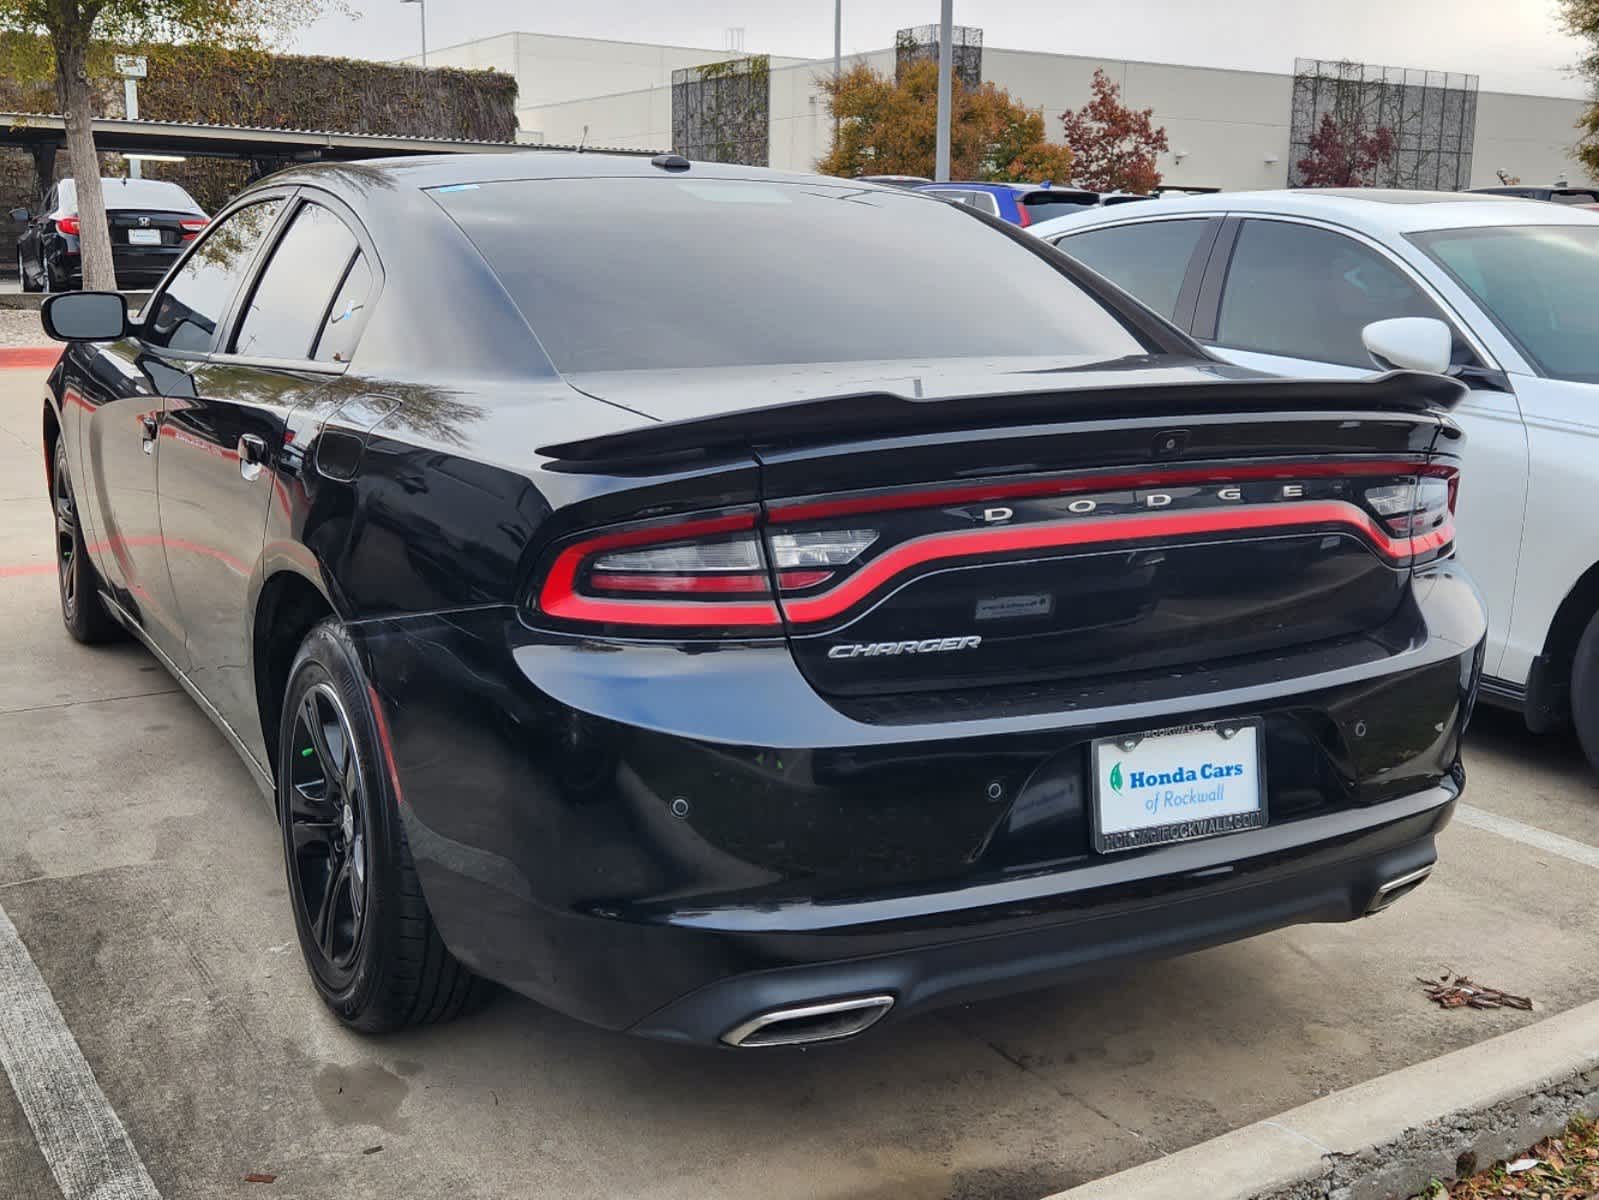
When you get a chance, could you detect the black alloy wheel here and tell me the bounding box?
[1573,611,1599,774]
[285,682,372,987]
[52,440,120,642]
[18,246,41,293]
[278,621,484,1031]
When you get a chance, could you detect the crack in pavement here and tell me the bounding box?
[0,687,181,718]
[959,1021,1164,1152]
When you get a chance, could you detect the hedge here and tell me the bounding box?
[1,37,517,269]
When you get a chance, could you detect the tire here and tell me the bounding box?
[1572,611,1599,774]
[278,620,485,1032]
[51,439,122,643]
[43,259,66,293]
[18,247,41,293]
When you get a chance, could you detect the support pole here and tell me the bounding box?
[934,0,953,182]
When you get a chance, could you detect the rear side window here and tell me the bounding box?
[433,177,1152,373]
[1058,219,1213,321]
[1215,220,1441,366]
[143,199,283,353]
[232,202,359,360]
[314,252,374,364]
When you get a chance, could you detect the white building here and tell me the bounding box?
[409,32,1594,190]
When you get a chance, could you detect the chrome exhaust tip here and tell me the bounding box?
[1367,864,1433,914]
[721,995,895,1048]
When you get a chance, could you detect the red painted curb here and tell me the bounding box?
[0,347,60,369]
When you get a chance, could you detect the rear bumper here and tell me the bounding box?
[347,563,1484,1044]
[633,788,1452,1044]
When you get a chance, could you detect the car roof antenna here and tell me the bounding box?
[578,124,587,153]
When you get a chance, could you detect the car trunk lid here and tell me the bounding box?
[536,366,1461,700]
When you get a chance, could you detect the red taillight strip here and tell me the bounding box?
[538,510,782,628]
[780,501,1452,626]
[768,459,1440,524]
[542,589,780,627]
[591,569,833,594]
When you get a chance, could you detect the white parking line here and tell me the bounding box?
[0,897,161,1200]
[1455,803,1599,871]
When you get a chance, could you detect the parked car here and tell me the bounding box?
[12,177,208,292]
[1466,184,1599,205]
[37,158,1482,1045]
[1032,188,1599,767]
[917,181,1102,226]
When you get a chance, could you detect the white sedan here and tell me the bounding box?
[1029,190,1599,767]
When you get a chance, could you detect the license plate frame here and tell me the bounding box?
[127,228,162,246]
[1090,719,1267,855]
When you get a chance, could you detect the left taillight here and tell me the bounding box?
[533,509,877,632]
[180,217,208,240]
[54,215,80,236]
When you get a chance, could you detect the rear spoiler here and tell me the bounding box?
[538,370,1466,471]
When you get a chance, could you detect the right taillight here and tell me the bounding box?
[1364,466,1457,562]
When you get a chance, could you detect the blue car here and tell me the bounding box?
[915,181,1103,227]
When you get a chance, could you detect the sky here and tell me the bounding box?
[294,0,1590,98]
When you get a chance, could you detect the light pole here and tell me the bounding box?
[401,0,427,67]
[114,55,147,179]
[833,0,842,140]
[934,0,953,182]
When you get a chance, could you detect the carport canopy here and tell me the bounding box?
[0,111,656,203]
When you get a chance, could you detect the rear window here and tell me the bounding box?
[58,178,202,214]
[431,177,1151,374]
[1020,192,1101,221]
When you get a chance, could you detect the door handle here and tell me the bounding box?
[139,414,158,454]
[237,434,267,482]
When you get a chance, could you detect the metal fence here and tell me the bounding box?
[1289,58,1479,190]
[895,25,983,89]
[670,55,770,166]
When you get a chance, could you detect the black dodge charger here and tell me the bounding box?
[37,153,1486,1047]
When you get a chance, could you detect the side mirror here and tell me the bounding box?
[8,207,29,222]
[1362,317,1452,375]
[41,292,129,343]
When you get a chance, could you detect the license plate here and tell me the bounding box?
[1091,720,1266,853]
[127,229,161,245]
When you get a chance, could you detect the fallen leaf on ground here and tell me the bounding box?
[244,1174,277,1184]
[1416,973,1534,1011]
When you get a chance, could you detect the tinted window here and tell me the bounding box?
[435,177,1150,373]
[1413,224,1599,381]
[142,199,283,353]
[1216,220,1441,366]
[1021,194,1101,221]
[232,203,358,360]
[1059,219,1212,320]
[314,252,374,364]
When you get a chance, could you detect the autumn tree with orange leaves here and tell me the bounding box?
[818,58,1075,183]
[1058,69,1169,193]
[1294,110,1397,187]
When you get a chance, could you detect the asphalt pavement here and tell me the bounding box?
[1,364,1597,1200]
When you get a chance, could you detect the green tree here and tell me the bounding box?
[818,59,1074,184]
[1562,0,1599,177]
[0,0,326,289]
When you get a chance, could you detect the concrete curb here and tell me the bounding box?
[1043,998,1599,1200]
